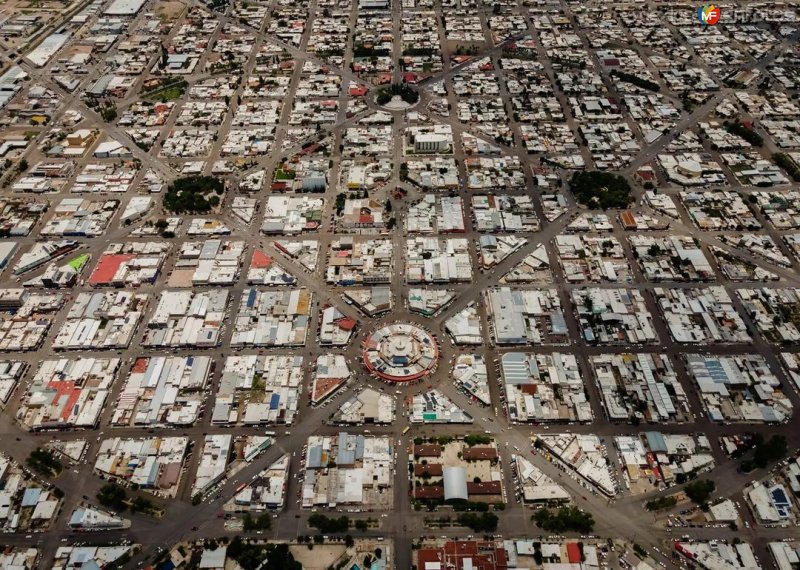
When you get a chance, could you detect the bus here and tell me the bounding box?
[402,426,410,435]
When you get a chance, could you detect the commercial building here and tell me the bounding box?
[231,289,311,347]
[452,354,490,406]
[501,352,593,423]
[655,287,750,344]
[68,507,128,530]
[94,436,189,495]
[485,287,568,345]
[444,303,483,345]
[513,455,570,505]
[230,454,289,512]
[0,453,61,532]
[191,434,232,497]
[411,390,473,423]
[302,433,393,508]
[0,290,63,351]
[614,433,714,494]
[19,358,120,430]
[0,361,27,403]
[342,287,392,317]
[111,356,212,427]
[213,355,302,425]
[168,241,245,287]
[144,290,229,348]
[88,242,169,287]
[312,354,350,405]
[327,238,393,285]
[319,305,356,346]
[536,433,618,496]
[685,354,792,424]
[331,388,395,425]
[53,292,148,350]
[590,353,689,424]
[573,288,657,345]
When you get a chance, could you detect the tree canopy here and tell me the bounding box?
[164,176,225,213]
[532,506,595,533]
[684,479,715,506]
[569,171,632,209]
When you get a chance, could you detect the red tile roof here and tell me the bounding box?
[88,254,135,284]
[414,444,443,457]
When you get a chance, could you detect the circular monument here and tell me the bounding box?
[362,323,439,383]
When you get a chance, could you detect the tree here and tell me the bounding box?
[97,483,127,512]
[229,540,302,570]
[569,171,632,210]
[164,176,225,214]
[100,104,118,122]
[26,448,62,477]
[456,512,498,532]
[309,514,350,533]
[684,479,715,506]
[243,513,255,531]
[774,153,800,181]
[345,534,354,547]
[645,496,678,511]
[463,434,491,447]
[532,506,595,533]
[376,83,419,105]
[130,495,154,513]
[752,435,788,469]
[725,122,763,146]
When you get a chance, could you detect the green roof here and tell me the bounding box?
[68,254,89,271]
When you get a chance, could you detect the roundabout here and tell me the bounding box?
[362,323,439,383]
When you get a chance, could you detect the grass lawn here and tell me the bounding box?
[145,83,186,102]
[275,168,296,180]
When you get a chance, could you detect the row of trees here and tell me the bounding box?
[532,506,595,533]
[611,70,660,92]
[645,496,678,512]
[774,153,800,181]
[308,513,351,533]
[725,121,763,146]
[228,538,302,570]
[456,512,499,532]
